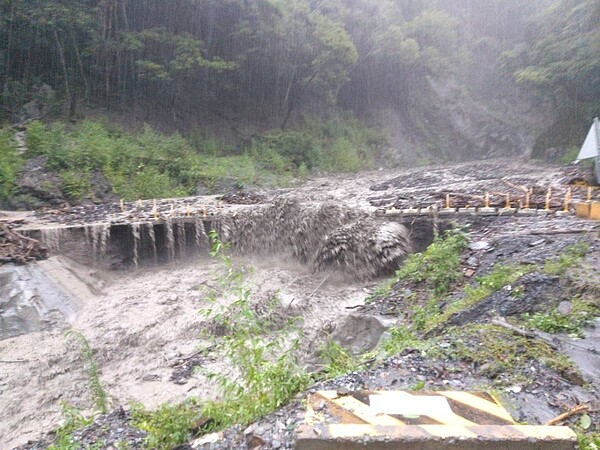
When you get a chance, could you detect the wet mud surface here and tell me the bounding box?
[4,160,600,449]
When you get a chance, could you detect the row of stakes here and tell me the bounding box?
[113,185,597,218]
[118,198,209,220]
[443,186,595,212]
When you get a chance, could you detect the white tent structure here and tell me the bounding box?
[576,117,600,184]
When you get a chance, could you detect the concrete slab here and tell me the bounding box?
[402,209,421,216]
[439,208,457,215]
[477,207,498,216]
[516,208,537,216]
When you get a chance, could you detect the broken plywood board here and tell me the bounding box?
[297,391,577,450]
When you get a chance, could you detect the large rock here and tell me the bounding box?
[15,156,65,207]
[331,314,390,355]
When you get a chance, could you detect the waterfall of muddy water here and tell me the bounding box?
[131,223,141,268]
[314,220,412,279]
[85,224,109,263]
[176,220,186,258]
[41,228,63,253]
[146,223,158,264]
[164,218,175,263]
[219,198,412,279]
[194,217,209,253]
[98,224,110,257]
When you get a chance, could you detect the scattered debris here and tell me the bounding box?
[0,223,46,265]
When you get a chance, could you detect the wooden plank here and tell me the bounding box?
[590,202,600,220]
[438,391,516,424]
[316,391,405,426]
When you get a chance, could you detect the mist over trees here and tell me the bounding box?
[0,0,598,152]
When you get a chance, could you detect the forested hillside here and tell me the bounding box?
[0,0,598,206]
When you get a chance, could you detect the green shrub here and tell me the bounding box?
[320,340,356,377]
[396,229,468,295]
[132,400,200,450]
[199,231,310,430]
[60,170,90,200]
[324,137,361,172]
[381,326,425,356]
[0,129,23,200]
[189,127,222,157]
[24,120,48,158]
[523,297,599,337]
[131,167,176,200]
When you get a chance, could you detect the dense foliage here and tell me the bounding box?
[0,0,598,196]
[0,115,382,203]
[4,1,593,128]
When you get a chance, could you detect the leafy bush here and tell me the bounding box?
[396,229,468,295]
[132,401,200,450]
[0,129,22,200]
[324,137,361,172]
[524,310,582,335]
[199,231,310,430]
[320,339,356,377]
[523,297,599,337]
[60,170,90,201]
[47,403,95,450]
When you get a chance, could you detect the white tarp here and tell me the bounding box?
[577,122,599,160]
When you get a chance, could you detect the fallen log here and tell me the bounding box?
[490,317,559,350]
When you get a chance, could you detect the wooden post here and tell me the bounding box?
[545,188,552,211]
[446,194,451,209]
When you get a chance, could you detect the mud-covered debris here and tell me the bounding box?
[220,191,266,205]
[445,272,565,327]
[0,223,47,265]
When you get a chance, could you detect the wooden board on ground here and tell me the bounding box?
[297,390,577,450]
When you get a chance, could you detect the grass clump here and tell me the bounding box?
[396,228,468,296]
[66,330,108,414]
[131,401,200,450]
[319,339,358,377]
[381,326,427,356]
[432,263,536,328]
[544,242,589,275]
[578,431,600,450]
[438,324,577,384]
[48,332,108,449]
[47,403,95,450]
[523,297,600,337]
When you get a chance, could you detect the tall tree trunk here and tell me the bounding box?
[53,28,72,111]
[69,30,89,100]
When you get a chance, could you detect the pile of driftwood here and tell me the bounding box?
[0,222,46,265]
